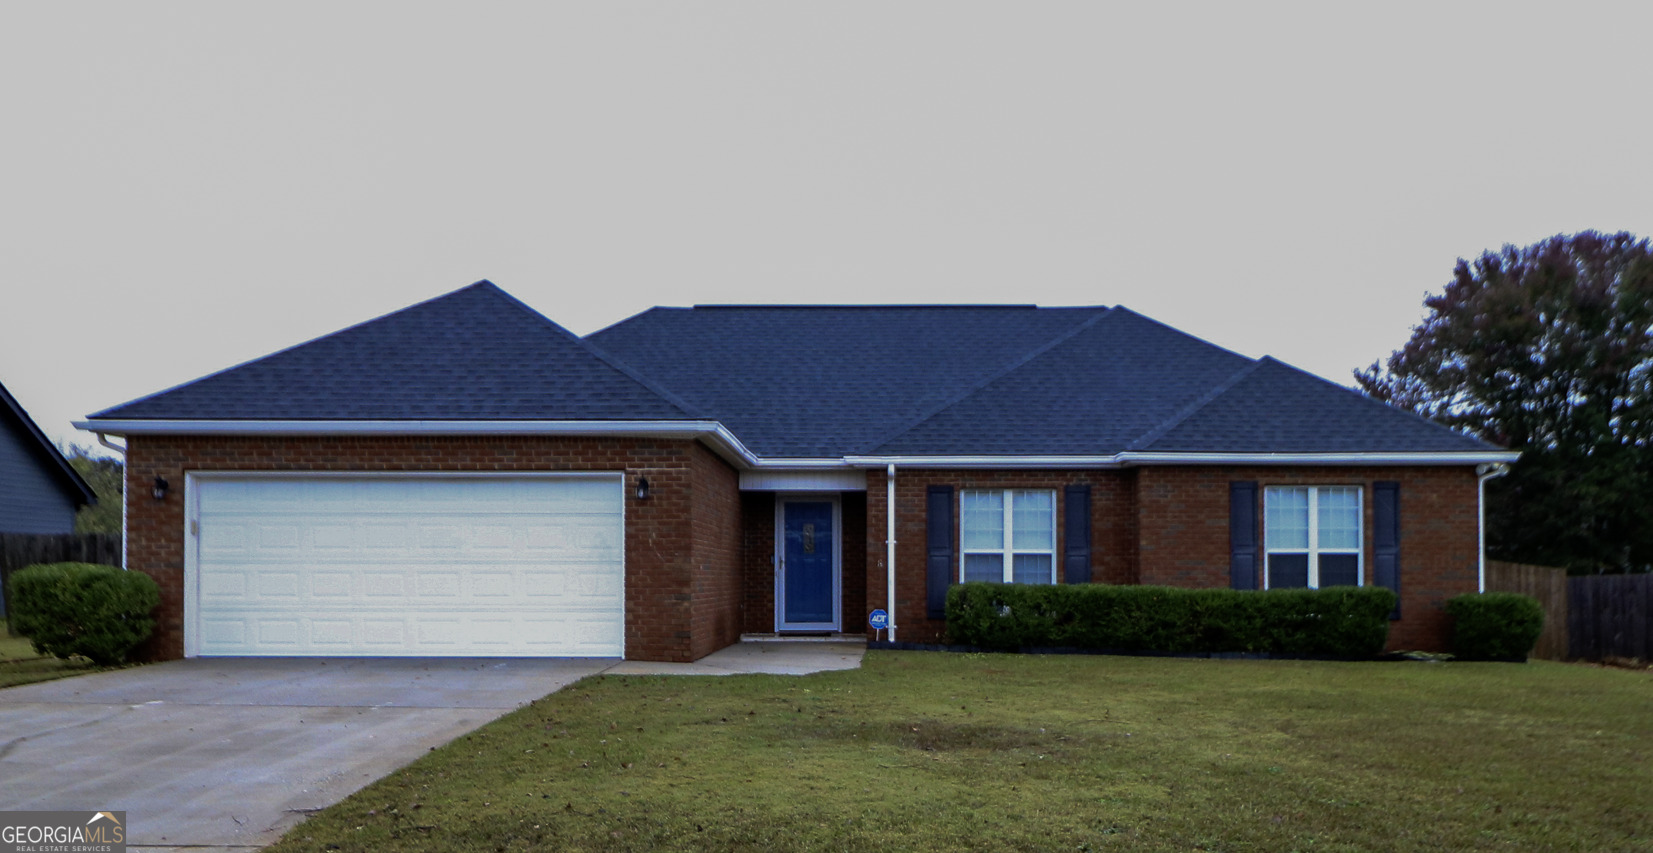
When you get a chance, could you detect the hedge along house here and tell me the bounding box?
[77,282,1518,662]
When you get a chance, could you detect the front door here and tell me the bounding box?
[777,499,839,631]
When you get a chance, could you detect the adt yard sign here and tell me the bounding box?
[868,609,889,631]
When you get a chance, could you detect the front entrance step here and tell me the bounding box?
[740,632,868,643]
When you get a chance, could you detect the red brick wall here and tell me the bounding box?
[687,443,743,659]
[741,491,869,634]
[123,435,740,663]
[740,493,776,633]
[866,465,1479,652]
[864,469,1136,644]
[1135,466,1479,651]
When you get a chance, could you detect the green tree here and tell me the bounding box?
[1356,231,1653,574]
[61,444,122,536]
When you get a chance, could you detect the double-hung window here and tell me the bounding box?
[1264,486,1362,588]
[960,489,1056,584]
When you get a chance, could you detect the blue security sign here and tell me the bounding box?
[868,609,889,631]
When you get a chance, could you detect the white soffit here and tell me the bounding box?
[739,469,869,492]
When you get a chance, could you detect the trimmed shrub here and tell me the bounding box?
[946,582,1396,658]
[6,562,160,665]
[1445,592,1544,661]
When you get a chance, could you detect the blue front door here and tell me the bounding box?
[780,500,837,629]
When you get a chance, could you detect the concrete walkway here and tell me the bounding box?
[0,642,864,851]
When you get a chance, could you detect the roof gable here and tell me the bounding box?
[0,380,95,507]
[92,282,694,422]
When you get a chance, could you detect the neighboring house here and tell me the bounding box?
[1,379,94,534]
[77,282,1517,662]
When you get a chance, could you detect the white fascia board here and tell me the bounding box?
[76,418,766,468]
[842,451,1521,468]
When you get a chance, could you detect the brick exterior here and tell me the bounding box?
[864,466,1479,652]
[123,435,742,663]
[124,435,1480,661]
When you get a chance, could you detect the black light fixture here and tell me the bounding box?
[152,476,170,500]
[635,476,651,500]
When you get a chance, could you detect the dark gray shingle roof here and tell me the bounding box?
[91,282,693,421]
[591,302,1501,457]
[585,305,1111,456]
[87,281,1501,458]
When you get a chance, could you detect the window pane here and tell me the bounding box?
[1269,553,1309,588]
[1319,553,1359,587]
[960,491,1004,551]
[1266,487,1309,550]
[1317,487,1361,550]
[963,553,1004,583]
[1012,554,1053,584]
[1011,490,1054,551]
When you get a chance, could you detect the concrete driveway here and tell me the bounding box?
[0,657,613,851]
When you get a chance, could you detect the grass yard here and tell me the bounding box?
[0,633,109,688]
[269,651,1652,853]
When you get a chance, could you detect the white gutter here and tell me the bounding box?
[1476,462,1512,593]
[94,433,128,570]
[76,418,770,469]
[77,420,1521,471]
[886,463,897,642]
[845,451,1522,468]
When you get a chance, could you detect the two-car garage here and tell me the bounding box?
[185,474,625,657]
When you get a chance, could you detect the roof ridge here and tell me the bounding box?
[688,303,1061,310]
[1,380,95,503]
[860,307,1117,453]
[1125,359,1266,451]
[476,286,705,419]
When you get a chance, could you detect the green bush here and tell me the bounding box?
[946,582,1396,658]
[6,562,160,665]
[1445,592,1544,661]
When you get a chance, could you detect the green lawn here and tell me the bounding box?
[269,652,1652,853]
[0,633,109,688]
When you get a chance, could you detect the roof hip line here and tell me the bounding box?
[1124,358,1267,452]
[483,283,705,418]
[856,307,1117,453]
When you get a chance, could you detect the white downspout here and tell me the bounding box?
[95,433,128,569]
[1476,462,1511,593]
[886,463,897,642]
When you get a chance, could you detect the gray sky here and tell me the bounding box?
[4,2,1651,454]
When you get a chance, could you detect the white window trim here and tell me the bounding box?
[959,489,1057,584]
[1263,485,1363,589]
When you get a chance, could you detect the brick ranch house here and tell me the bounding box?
[78,282,1518,661]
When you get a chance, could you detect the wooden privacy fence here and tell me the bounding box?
[0,533,122,616]
[1485,561,1569,661]
[1569,573,1653,661]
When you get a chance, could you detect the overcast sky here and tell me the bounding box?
[4,3,1650,454]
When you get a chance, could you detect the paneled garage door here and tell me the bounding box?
[187,475,624,657]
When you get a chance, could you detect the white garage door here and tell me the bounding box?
[188,475,624,657]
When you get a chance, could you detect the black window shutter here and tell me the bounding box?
[1373,481,1401,619]
[1064,484,1092,584]
[926,485,954,619]
[1229,481,1258,590]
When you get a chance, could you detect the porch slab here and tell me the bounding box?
[605,640,867,676]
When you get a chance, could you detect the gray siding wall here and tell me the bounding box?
[0,414,78,534]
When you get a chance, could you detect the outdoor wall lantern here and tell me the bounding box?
[152,477,169,500]
[636,476,651,500]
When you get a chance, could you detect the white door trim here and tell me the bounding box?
[773,494,842,632]
[182,470,626,658]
